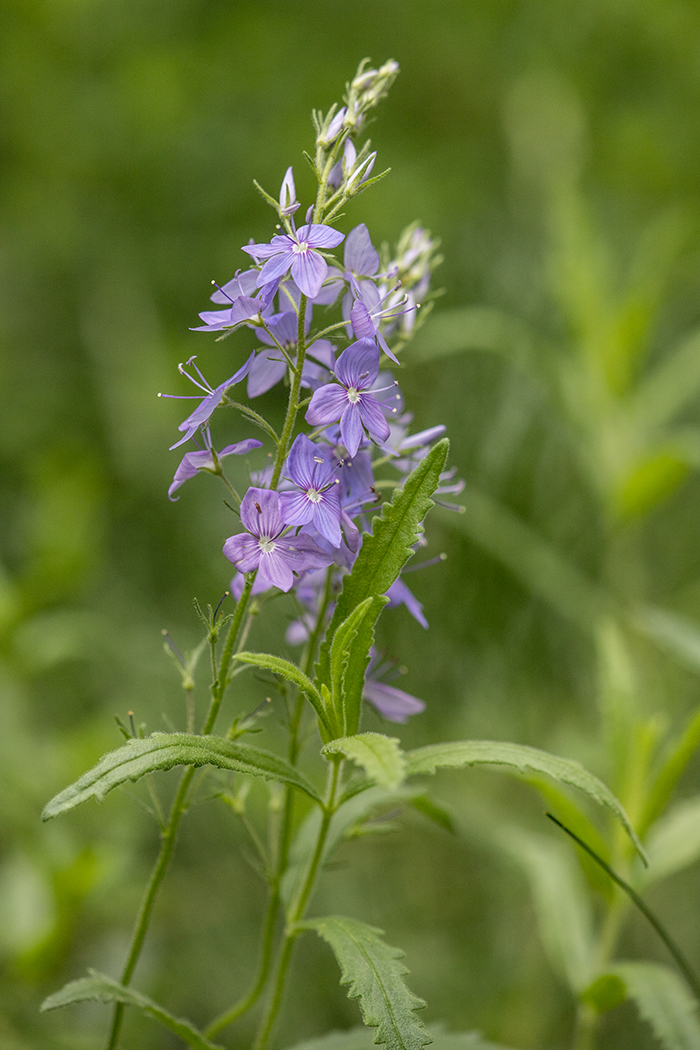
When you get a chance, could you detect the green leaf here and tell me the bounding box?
[440,485,608,633]
[497,827,594,992]
[642,796,700,887]
[329,599,375,735]
[581,973,627,1014]
[301,916,430,1050]
[323,734,406,790]
[281,1025,516,1050]
[234,651,334,737]
[40,969,223,1050]
[609,962,700,1050]
[42,732,321,819]
[405,740,646,862]
[317,439,449,735]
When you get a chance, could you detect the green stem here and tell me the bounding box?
[205,889,281,1038]
[105,580,255,1050]
[252,759,342,1050]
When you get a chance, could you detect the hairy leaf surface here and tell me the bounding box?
[41,970,223,1050]
[323,734,406,790]
[302,916,431,1050]
[405,740,646,861]
[43,732,320,819]
[281,1024,516,1050]
[604,962,700,1050]
[235,651,334,736]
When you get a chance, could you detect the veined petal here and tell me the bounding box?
[239,487,284,538]
[258,253,294,286]
[257,549,295,592]
[312,489,343,547]
[339,403,364,458]
[278,490,315,527]
[306,384,348,426]
[358,395,392,443]
[247,351,287,398]
[223,533,261,574]
[242,236,292,259]
[301,224,345,249]
[344,224,379,275]
[334,339,379,390]
[291,251,327,298]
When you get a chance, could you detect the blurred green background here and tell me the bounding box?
[4,1,700,1047]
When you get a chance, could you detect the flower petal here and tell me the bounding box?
[291,251,327,298]
[306,384,348,427]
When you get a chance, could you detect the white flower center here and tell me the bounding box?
[347,387,361,404]
[306,488,322,504]
[292,240,309,255]
[258,537,277,554]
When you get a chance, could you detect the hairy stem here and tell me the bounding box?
[104,580,254,1050]
[252,759,342,1050]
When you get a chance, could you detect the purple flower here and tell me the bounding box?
[162,353,255,450]
[363,650,425,723]
[191,274,278,334]
[168,439,262,501]
[305,339,391,457]
[385,578,428,629]
[278,166,300,217]
[223,488,333,592]
[242,223,345,299]
[278,434,343,546]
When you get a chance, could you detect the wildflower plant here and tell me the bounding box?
[41,61,653,1050]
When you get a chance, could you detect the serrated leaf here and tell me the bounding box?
[642,796,700,887]
[317,439,449,735]
[404,740,646,862]
[40,970,223,1050]
[609,962,700,1050]
[323,734,406,790]
[234,651,335,737]
[302,916,430,1050]
[42,732,320,819]
[497,827,594,992]
[281,1025,515,1050]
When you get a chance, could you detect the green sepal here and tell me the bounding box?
[42,732,321,819]
[41,969,223,1050]
[322,733,406,790]
[300,916,431,1050]
[405,740,647,862]
[316,439,449,736]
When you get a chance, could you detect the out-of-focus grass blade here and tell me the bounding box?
[642,796,700,887]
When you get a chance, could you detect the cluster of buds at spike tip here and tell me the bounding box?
[388,222,443,299]
[344,59,400,128]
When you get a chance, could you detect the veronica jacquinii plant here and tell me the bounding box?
[40,61,648,1050]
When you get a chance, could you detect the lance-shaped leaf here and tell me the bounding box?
[317,439,449,736]
[43,732,320,819]
[641,795,700,887]
[234,651,335,737]
[404,740,646,862]
[583,962,700,1050]
[329,599,374,734]
[301,916,431,1050]
[41,970,223,1050]
[323,734,406,790]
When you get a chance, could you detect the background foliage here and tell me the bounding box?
[3,1,700,1047]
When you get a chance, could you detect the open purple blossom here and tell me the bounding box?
[364,649,425,723]
[168,438,263,501]
[243,223,344,299]
[278,435,343,546]
[305,339,391,457]
[162,352,255,450]
[223,488,333,592]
